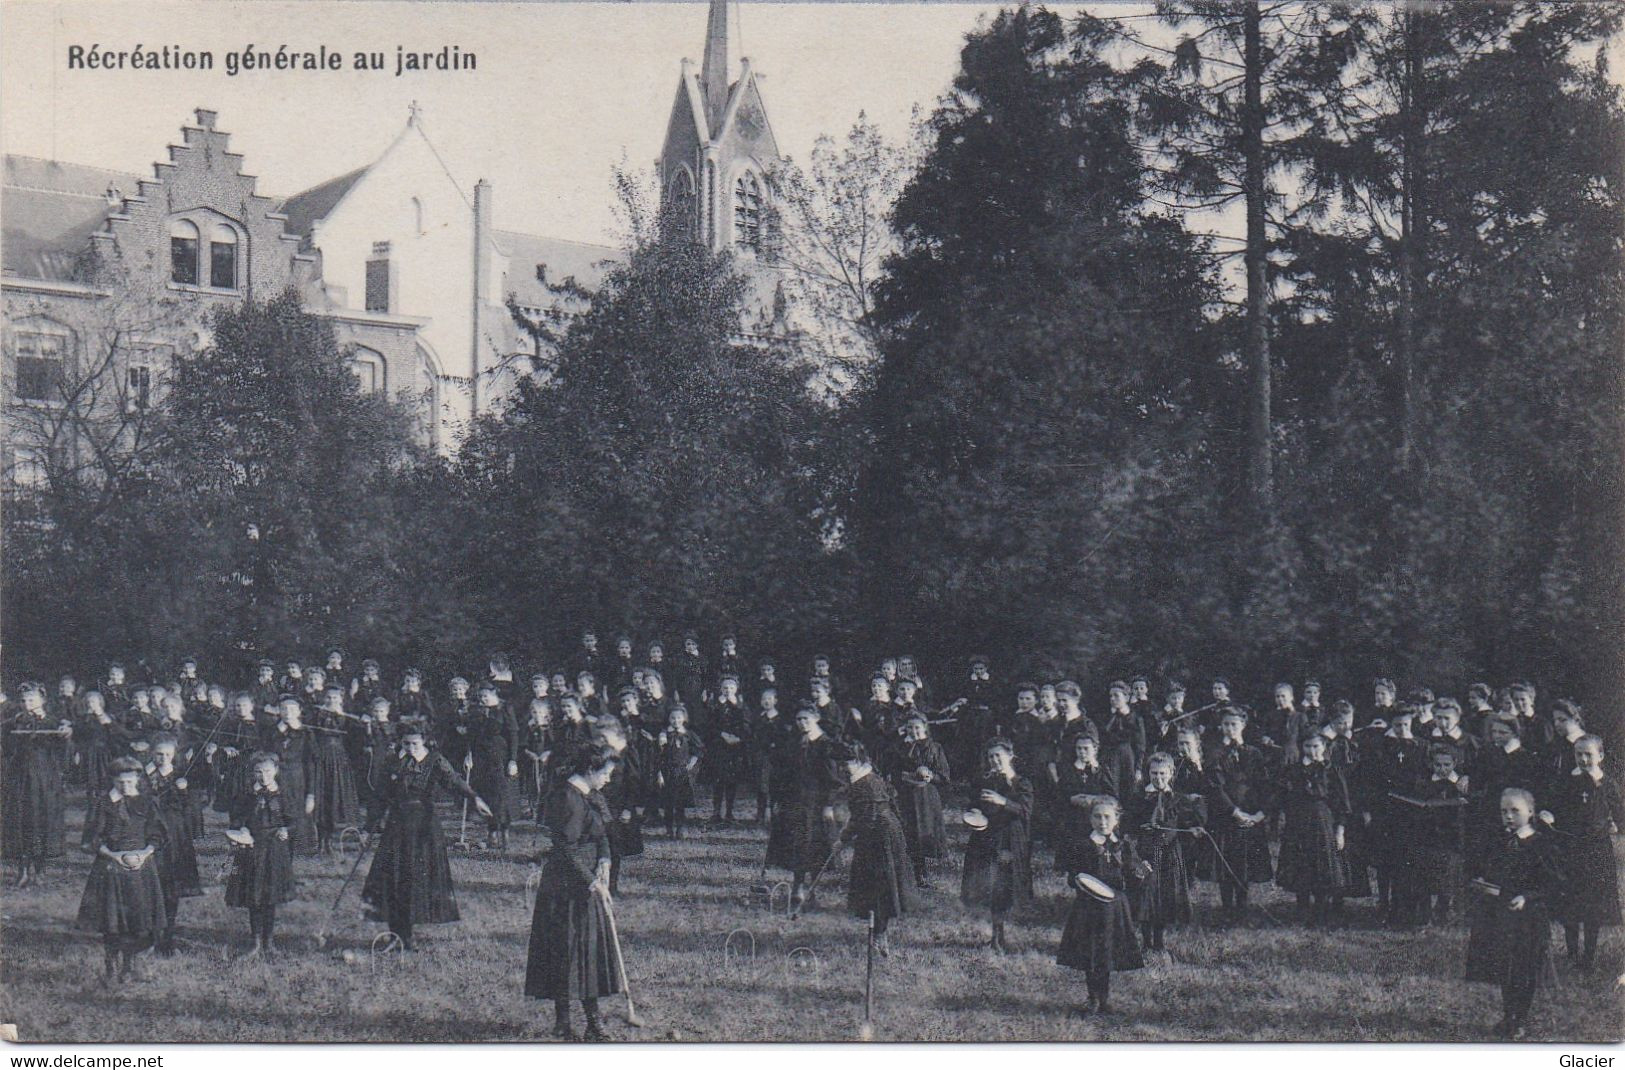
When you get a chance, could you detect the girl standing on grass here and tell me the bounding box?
[525,745,623,1042]
[767,705,844,916]
[2,682,71,887]
[960,738,1034,953]
[1273,732,1352,926]
[1551,735,1623,974]
[1465,787,1561,1039]
[839,741,916,956]
[145,734,202,956]
[1056,798,1146,1016]
[78,757,169,983]
[655,705,703,839]
[1126,752,1204,951]
[224,752,296,959]
[888,715,949,889]
[309,687,362,855]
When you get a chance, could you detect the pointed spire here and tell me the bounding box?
[700,0,730,127]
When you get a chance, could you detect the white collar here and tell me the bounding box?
[1575,767,1604,782]
[1089,831,1119,846]
[1431,772,1459,783]
[1503,739,1522,754]
[1514,825,1535,840]
[568,775,591,795]
[1073,759,1098,772]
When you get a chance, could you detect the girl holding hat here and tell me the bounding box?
[1056,797,1146,1015]
[960,737,1034,952]
[78,757,169,982]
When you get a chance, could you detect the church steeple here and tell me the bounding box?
[700,0,731,128]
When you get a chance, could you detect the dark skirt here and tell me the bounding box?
[849,820,918,924]
[1057,893,1145,973]
[1135,834,1193,926]
[1465,896,1553,986]
[607,814,644,860]
[1210,822,1274,885]
[1276,803,1349,895]
[361,800,460,925]
[470,761,521,829]
[960,829,1034,913]
[277,761,318,854]
[1557,835,1622,927]
[897,782,947,858]
[707,741,750,785]
[78,856,169,942]
[154,808,203,900]
[224,839,296,908]
[2,755,66,861]
[767,800,833,874]
[309,741,361,833]
[523,859,624,1000]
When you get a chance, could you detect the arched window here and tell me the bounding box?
[350,348,386,396]
[733,171,763,252]
[169,219,200,285]
[209,222,239,290]
[666,167,696,241]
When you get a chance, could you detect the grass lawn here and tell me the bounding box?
[2,801,1621,1043]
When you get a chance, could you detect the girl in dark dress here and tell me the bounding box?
[839,742,916,955]
[1205,708,1275,919]
[469,682,521,850]
[211,693,265,817]
[888,716,950,888]
[309,688,362,854]
[224,752,297,958]
[767,706,843,914]
[1274,733,1352,924]
[1551,735,1623,972]
[78,759,169,983]
[961,738,1035,952]
[705,675,752,823]
[655,705,704,838]
[267,698,318,855]
[361,727,491,949]
[77,691,134,811]
[1171,728,1215,885]
[1465,788,1563,1039]
[1409,745,1470,925]
[525,745,623,1041]
[1053,734,1121,877]
[1126,752,1205,950]
[1056,798,1147,1015]
[595,719,644,894]
[2,683,70,886]
[522,698,556,821]
[360,695,403,833]
[145,734,202,955]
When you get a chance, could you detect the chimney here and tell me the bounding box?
[471,179,493,416]
[700,0,730,129]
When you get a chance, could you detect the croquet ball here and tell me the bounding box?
[858,1023,874,1042]
[341,950,357,964]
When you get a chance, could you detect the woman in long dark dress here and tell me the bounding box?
[211,693,265,817]
[146,734,203,955]
[1551,735,1623,972]
[888,716,949,888]
[1056,797,1146,1015]
[2,683,71,886]
[525,745,623,1042]
[309,689,362,854]
[78,758,169,982]
[840,742,916,955]
[961,738,1034,952]
[655,705,705,838]
[1274,733,1352,924]
[767,706,844,914]
[362,727,491,950]
[224,752,297,958]
[77,690,134,811]
[1465,788,1563,1039]
[1205,708,1275,919]
[469,682,521,849]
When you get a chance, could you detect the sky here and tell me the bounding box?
[0,0,1024,246]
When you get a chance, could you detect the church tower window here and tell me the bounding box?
[666,168,697,241]
[733,171,762,252]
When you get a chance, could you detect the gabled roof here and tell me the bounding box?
[2,156,139,280]
[498,230,617,309]
[277,165,370,244]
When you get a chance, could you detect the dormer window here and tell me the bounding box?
[170,219,200,285]
[169,215,242,291]
[733,172,762,252]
